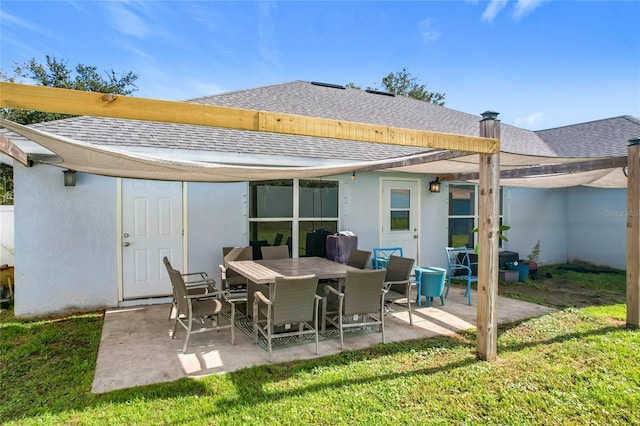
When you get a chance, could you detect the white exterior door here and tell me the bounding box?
[121,179,183,300]
[381,179,420,260]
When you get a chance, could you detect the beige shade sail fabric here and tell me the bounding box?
[0,118,629,188]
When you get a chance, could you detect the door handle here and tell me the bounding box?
[123,242,130,247]
[413,235,418,239]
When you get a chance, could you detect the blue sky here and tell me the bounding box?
[1,1,639,130]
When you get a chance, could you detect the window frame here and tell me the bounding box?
[447,183,504,249]
[248,178,340,257]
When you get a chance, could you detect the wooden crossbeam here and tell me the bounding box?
[444,156,628,181]
[0,82,499,154]
[0,135,30,166]
[354,150,472,172]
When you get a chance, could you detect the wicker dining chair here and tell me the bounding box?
[346,249,372,269]
[164,257,235,352]
[260,245,290,260]
[164,256,214,320]
[252,274,321,362]
[383,255,415,325]
[322,269,387,348]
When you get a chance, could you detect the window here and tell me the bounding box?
[249,179,339,258]
[448,184,503,248]
[390,189,410,230]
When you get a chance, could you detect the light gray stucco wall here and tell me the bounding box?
[566,186,626,270]
[186,181,248,281]
[340,172,381,255]
[14,164,118,317]
[426,181,450,270]
[502,187,569,265]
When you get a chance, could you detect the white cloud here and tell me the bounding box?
[513,0,547,21]
[514,112,544,129]
[419,19,441,42]
[481,0,509,22]
[0,10,55,38]
[257,2,283,73]
[105,2,151,39]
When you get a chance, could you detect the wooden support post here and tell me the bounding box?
[477,111,501,361]
[627,139,640,327]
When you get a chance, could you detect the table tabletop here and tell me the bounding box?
[227,257,360,284]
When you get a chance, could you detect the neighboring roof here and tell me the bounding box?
[535,115,640,157]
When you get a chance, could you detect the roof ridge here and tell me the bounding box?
[621,115,640,126]
[535,115,637,132]
[186,80,308,102]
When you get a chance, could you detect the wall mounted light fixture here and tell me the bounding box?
[63,169,77,187]
[428,177,441,193]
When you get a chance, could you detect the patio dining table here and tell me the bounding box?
[226,257,361,314]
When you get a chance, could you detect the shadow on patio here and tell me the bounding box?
[91,285,555,393]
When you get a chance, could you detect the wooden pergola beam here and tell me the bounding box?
[354,150,472,173]
[476,112,501,361]
[627,139,640,327]
[444,156,628,181]
[0,82,499,154]
[0,135,30,166]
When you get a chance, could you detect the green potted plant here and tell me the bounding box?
[524,240,541,280]
[472,224,510,254]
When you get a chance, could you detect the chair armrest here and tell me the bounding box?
[182,271,209,280]
[323,285,342,297]
[184,279,215,287]
[253,290,271,306]
[384,279,411,290]
[185,288,223,300]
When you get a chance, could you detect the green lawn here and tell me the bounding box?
[1,265,639,425]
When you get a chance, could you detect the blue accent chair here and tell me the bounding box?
[372,247,403,269]
[444,247,477,305]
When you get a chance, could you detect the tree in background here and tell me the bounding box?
[0,56,139,205]
[346,67,445,106]
[1,55,138,125]
[0,164,13,205]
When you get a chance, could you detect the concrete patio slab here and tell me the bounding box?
[91,286,556,393]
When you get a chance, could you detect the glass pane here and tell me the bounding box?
[249,221,292,259]
[390,189,410,209]
[299,180,339,218]
[448,218,474,248]
[249,180,293,218]
[299,221,337,257]
[449,184,475,216]
[390,211,410,230]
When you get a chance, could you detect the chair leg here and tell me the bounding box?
[171,318,179,339]
[380,303,386,344]
[338,311,344,349]
[445,278,451,298]
[182,320,193,353]
[267,325,273,362]
[467,279,472,305]
[439,295,445,306]
[230,302,236,346]
[406,286,413,326]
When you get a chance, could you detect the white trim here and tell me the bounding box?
[379,177,422,260]
[116,178,123,302]
[182,182,188,273]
